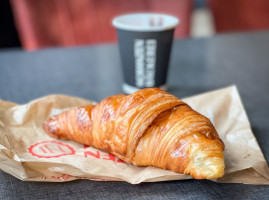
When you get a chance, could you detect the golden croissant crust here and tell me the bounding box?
[43,88,225,179]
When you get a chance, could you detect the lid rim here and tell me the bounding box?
[112,13,179,32]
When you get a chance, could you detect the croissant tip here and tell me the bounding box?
[42,118,58,138]
[185,147,225,179]
[188,160,225,180]
[42,119,49,134]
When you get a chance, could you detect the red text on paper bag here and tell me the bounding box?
[28,141,125,163]
[29,141,75,158]
[84,145,124,163]
[40,174,115,181]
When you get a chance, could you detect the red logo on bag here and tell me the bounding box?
[29,141,75,158]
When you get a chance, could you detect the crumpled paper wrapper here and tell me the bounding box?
[0,86,269,184]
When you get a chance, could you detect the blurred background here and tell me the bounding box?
[1,0,269,51]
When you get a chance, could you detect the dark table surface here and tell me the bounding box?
[1,31,269,199]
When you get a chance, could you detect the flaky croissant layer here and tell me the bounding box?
[43,88,225,179]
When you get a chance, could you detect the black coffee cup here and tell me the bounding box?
[113,13,179,94]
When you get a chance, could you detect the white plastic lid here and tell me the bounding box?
[112,13,179,32]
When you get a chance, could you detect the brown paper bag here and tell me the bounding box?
[0,86,269,184]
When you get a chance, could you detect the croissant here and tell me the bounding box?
[43,88,225,179]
